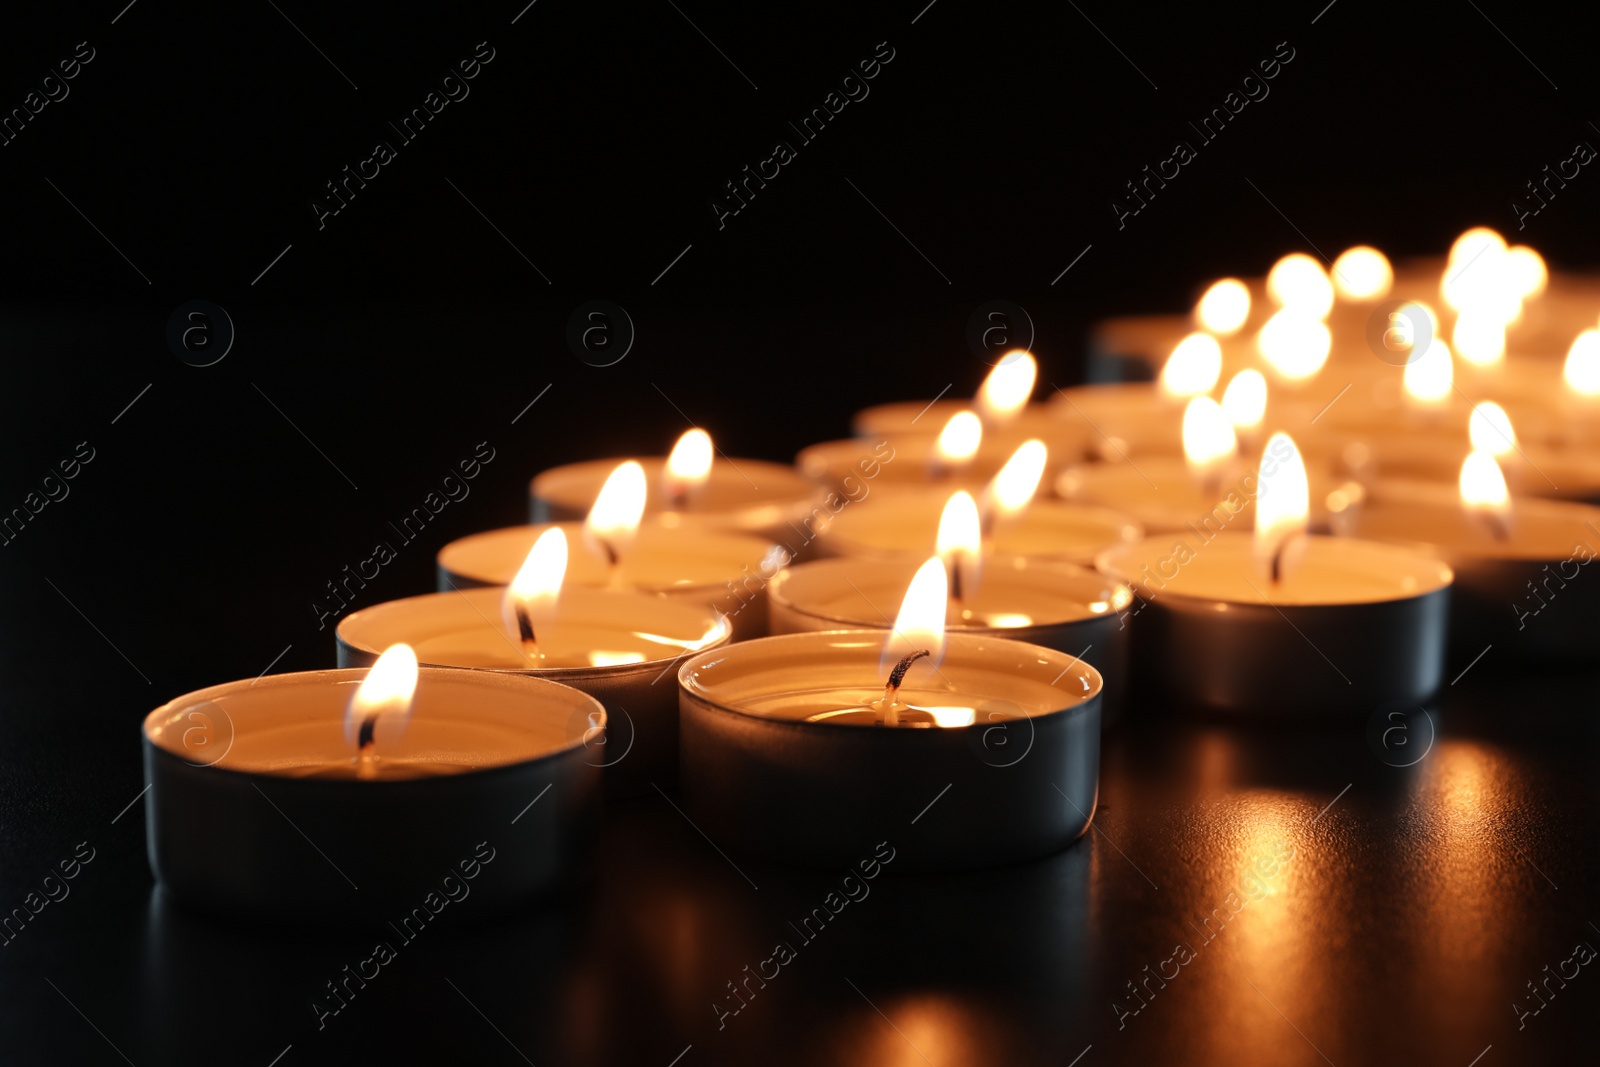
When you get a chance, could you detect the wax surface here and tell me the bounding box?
[682,631,1099,727]
[439,521,780,591]
[819,487,1138,562]
[340,587,728,670]
[533,457,815,516]
[1354,483,1600,560]
[1100,532,1451,605]
[774,557,1125,629]
[1056,455,1353,532]
[144,668,598,777]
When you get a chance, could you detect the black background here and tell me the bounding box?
[3,1,1599,1064]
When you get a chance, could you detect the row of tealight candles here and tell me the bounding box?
[140,227,1599,926]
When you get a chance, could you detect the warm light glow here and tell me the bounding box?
[1564,329,1600,396]
[884,557,948,671]
[588,651,646,667]
[1196,278,1251,334]
[1505,246,1548,298]
[1468,401,1516,457]
[974,352,1036,423]
[1254,433,1310,580]
[1448,227,1507,270]
[1267,253,1334,318]
[981,440,1047,522]
[1453,312,1505,367]
[934,411,983,466]
[925,706,977,727]
[585,461,647,564]
[1459,450,1511,518]
[508,526,569,605]
[1332,246,1393,300]
[1221,369,1268,432]
[1182,397,1237,480]
[663,429,713,498]
[936,491,982,565]
[1403,336,1454,406]
[1257,311,1332,381]
[1160,333,1224,399]
[347,643,419,745]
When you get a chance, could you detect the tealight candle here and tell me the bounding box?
[768,553,1131,722]
[437,520,785,641]
[795,418,1086,494]
[677,563,1102,870]
[1345,463,1600,664]
[338,531,731,797]
[1096,433,1453,714]
[851,352,1063,437]
[814,477,1140,565]
[530,431,819,545]
[142,650,605,926]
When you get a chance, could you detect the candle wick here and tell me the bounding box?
[949,554,964,603]
[1270,546,1282,585]
[879,649,930,726]
[515,604,540,663]
[357,713,378,750]
[667,487,688,511]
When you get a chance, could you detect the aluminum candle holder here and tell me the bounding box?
[677,631,1102,872]
[1098,533,1453,715]
[530,457,820,544]
[767,555,1132,724]
[337,587,731,798]
[142,668,604,928]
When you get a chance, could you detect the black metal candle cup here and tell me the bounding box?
[337,587,731,798]
[142,668,604,929]
[677,631,1102,872]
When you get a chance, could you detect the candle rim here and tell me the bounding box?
[676,629,1102,729]
[142,665,606,780]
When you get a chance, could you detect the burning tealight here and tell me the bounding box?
[1267,253,1334,319]
[662,429,714,509]
[1159,333,1223,400]
[677,564,1104,869]
[1181,397,1237,489]
[1221,369,1268,441]
[1563,330,1600,397]
[339,531,732,796]
[975,351,1038,425]
[530,435,818,545]
[1331,246,1393,300]
[1195,278,1251,335]
[1257,310,1332,382]
[1468,402,1517,459]
[142,651,606,925]
[1096,433,1452,714]
[933,411,983,476]
[1453,311,1506,368]
[1340,468,1600,665]
[1403,336,1455,409]
[438,519,785,641]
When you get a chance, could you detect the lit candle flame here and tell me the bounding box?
[1403,336,1454,407]
[1468,401,1516,457]
[1221,369,1268,434]
[503,526,568,662]
[1453,311,1505,367]
[1196,278,1251,335]
[1254,433,1309,583]
[1565,329,1600,396]
[1257,310,1332,381]
[663,429,713,506]
[1159,333,1223,400]
[1460,449,1512,538]
[933,411,983,471]
[346,643,420,772]
[1267,253,1334,319]
[979,439,1047,528]
[936,490,982,602]
[1442,228,1522,324]
[879,557,949,724]
[585,461,647,576]
[1182,396,1237,485]
[1332,246,1393,300]
[1504,245,1547,299]
[975,351,1036,424]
